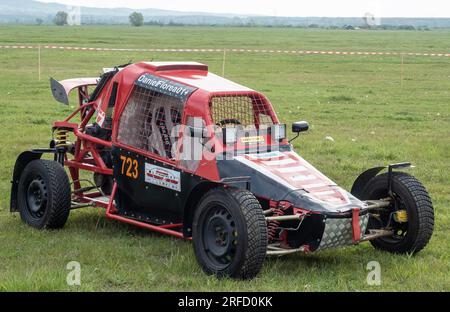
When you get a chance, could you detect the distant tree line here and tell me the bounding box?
[139,20,429,31]
[29,10,434,30]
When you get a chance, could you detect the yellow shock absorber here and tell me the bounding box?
[394,210,408,223]
[54,129,69,148]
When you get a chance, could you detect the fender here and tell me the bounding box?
[181,177,250,237]
[10,151,43,212]
[181,181,219,237]
[351,162,412,199]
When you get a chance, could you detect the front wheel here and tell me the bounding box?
[192,187,268,279]
[362,172,434,254]
[17,159,71,229]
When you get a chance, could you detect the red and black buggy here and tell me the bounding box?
[10,61,434,279]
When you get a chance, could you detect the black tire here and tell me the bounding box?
[192,187,268,279]
[17,159,71,229]
[361,172,434,254]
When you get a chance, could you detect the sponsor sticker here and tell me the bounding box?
[135,73,196,101]
[240,136,265,144]
[96,109,106,127]
[145,163,181,192]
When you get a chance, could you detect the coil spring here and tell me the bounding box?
[267,208,285,241]
[55,129,69,148]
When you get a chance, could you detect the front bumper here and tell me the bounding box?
[270,208,371,254]
[317,210,369,250]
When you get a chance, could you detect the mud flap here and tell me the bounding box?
[351,162,412,199]
[10,151,43,212]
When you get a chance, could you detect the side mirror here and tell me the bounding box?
[289,121,309,143]
[292,121,309,133]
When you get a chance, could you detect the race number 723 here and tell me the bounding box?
[119,155,139,179]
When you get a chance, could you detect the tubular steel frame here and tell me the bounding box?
[56,85,395,252]
[55,94,188,239]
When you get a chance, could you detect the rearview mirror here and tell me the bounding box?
[292,121,309,133]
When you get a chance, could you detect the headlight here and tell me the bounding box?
[223,127,238,144]
[271,124,286,140]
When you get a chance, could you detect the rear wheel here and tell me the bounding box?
[192,187,267,279]
[17,159,71,229]
[362,172,434,254]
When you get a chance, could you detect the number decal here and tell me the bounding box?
[120,155,127,174]
[120,155,139,179]
[131,159,138,179]
[125,157,132,177]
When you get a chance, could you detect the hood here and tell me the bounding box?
[217,150,367,214]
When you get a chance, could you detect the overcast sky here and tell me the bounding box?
[37,0,450,18]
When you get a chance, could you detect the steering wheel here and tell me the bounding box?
[217,118,241,127]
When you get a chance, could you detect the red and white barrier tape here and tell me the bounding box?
[1,44,449,57]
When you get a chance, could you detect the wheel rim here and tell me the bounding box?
[368,191,409,244]
[26,176,48,218]
[202,205,238,269]
[385,193,409,242]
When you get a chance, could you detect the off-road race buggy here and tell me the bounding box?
[10,61,434,279]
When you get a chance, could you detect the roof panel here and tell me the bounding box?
[135,62,253,93]
[160,72,253,93]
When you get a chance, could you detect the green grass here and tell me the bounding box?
[0,25,449,291]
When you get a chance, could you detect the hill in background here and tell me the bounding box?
[1,0,450,28]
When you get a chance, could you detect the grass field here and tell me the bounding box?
[0,25,449,291]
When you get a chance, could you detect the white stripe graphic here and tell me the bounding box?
[286,152,336,186]
[276,165,307,173]
[234,156,296,190]
[290,174,316,182]
[302,183,327,189]
[247,151,284,160]
[322,197,343,202]
[312,190,336,196]
[262,158,296,166]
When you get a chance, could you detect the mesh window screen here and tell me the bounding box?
[103,82,118,130]
[210,95,274,128]
[117,85,184,159]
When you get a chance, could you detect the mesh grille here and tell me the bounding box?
[117,85,184,158]
[210,94,274,128]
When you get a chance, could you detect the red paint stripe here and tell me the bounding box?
[352,208,361,242]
